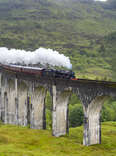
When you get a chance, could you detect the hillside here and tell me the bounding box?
[0,0,116,79]
[0,122,116,155]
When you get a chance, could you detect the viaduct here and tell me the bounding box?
[0,67,116,146]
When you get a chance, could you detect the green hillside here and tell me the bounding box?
[0,1,116,155]
[0,0,116,79]
[0,122,116,156]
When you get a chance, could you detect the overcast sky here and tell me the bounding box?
[95,0,107,2]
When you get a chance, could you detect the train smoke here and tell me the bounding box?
[0,47,72,69]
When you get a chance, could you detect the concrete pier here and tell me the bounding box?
[0,73,2,120]
[15,78,18,125]
[52,85,71,137]
[83,96,107,146]
[18,80,28,126]
[30,85,47,129]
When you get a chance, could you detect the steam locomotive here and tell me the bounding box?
[0,64,76,79]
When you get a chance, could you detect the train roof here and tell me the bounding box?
[0,64,75,74]
[2,64,44,70]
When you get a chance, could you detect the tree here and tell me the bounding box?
[69,104,84,127]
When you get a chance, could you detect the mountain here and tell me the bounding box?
[0,0,116,79]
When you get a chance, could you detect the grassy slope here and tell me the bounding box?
[0,122,116,156]
[0,0,116,79]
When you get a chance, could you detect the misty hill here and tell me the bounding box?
[101,0,116,10]
[0,0,116,79]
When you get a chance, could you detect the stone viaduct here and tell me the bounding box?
[0,67,116,146]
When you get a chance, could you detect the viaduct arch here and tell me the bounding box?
[0,68,116,146]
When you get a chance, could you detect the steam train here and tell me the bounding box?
[0,64,76,80]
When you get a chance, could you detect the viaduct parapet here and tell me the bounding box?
[0,68,116,146]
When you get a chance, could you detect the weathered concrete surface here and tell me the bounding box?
[18,80,28,126]
[83,96,108,146]
[52,85,71,137]
[0,73,2,118]
[0,73,4,122]
[0,72,48,129]
[30,84,47,129]
[6,79,16,124]
[0,77,16,124]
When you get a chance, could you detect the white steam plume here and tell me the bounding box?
[0,47,72,69]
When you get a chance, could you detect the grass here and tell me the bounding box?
[0,122,116,155]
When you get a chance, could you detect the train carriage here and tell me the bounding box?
[0,64,76,79]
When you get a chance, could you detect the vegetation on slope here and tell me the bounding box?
[0,0,116,79]
[97,31,116,81]
[0,122,116,156]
